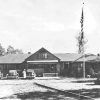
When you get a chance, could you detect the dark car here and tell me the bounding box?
[26,69,36,79]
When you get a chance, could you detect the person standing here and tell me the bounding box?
[32,71,36,78]
[23,69,26,79]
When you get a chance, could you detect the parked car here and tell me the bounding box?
[6,70,19,79]
[26,69,36,79]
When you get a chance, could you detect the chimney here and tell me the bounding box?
[28,52,31,54]
[97,54,100,56]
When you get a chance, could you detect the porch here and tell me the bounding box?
[27,60,60,77]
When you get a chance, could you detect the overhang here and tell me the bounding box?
[27,60,58,64]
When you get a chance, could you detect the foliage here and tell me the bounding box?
[0,43,5,56]
[7,45,15,54]
[7,45,23,54]
[0,43,24,56]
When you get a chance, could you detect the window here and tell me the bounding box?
[38,53,48,59]
[43,53,47,59]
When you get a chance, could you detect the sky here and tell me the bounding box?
[0,0,100,54]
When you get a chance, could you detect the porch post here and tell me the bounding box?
[26,62,28,71]
[68,62,69,68]
[83,55,85,78]
[63,62,65,76]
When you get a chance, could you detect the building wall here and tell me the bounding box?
[0,61,99,78]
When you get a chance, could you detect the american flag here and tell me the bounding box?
[78,3,85,54]
[80,8,84,41]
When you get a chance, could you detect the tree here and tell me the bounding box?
[7,45,15,54]
[0,43,5,56]
[7,45,23,54]
[14,49,23,54]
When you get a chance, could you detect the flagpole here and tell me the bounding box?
[82,0,85,79]
[81,0,85,78]
[83,50,85,78]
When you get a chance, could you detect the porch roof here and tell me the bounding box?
[27,60,58,64]
[27,60,58,63]
[74,54,97,62]
[86,56,100,62]
[54,53,82,62]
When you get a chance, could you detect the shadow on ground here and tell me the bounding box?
[2,91,77,100]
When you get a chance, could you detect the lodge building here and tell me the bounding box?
[0,47,99,78]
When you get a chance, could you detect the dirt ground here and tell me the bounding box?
[0,77,99,100]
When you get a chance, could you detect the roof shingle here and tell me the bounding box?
[54,53,82,62]
[0,54,31,64]
[0,53,97,64]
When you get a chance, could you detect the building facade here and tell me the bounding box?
[0,47,99,78]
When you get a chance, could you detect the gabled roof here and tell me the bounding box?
[54,53,82,62]
[25,47,60,61]
[0,54,31,64]
[0,53,82,63]
[0,47,97,64]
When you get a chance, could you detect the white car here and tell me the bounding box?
[6,70,19,79]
